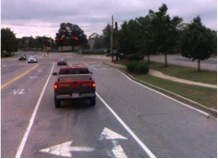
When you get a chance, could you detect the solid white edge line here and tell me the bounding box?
[96,92,156,158]
[85,63,99,71]
[15,63,55,158]
[116,69,210,117]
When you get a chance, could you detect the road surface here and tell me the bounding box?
[1,52,217,158]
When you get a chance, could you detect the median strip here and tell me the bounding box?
[1,64,39,89]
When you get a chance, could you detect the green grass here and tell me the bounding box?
[115,60,217,84]
[136,74,217,109]
[149,62,217,84]
[115,60,217,110]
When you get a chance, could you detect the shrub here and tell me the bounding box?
[127,54,144,61]
[127,61,149,74]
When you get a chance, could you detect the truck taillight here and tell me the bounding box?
[54,84,58,89]
[93,83,96,88]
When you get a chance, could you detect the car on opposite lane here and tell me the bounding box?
[57,58,67,65]
[18,54,27,61]
[28,56,37,63]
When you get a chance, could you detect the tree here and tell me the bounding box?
[18,36,54,51]
[93,36,104,49]
[180,16,215,71]
[147,4,182,66]
[115,4,182,64]
[102,24,112,49]
[135,16,153,63]
[55,23,87,50]
[117,20,138,54]
[1,28,18,55]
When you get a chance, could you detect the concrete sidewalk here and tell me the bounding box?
[149,69,217,89]
[104,61,217,89]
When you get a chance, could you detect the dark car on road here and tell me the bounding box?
[18,54,26,61]
[106,49,124,59]
[28,56,37,63]
[57,58,67,65]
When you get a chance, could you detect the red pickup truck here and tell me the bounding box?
[53,65,96,108]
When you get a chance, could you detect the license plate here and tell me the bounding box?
[72,93,79,97]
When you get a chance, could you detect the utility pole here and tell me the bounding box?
[115,21,118,60]
[110,15,114,62]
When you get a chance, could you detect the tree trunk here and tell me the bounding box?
[165,52,168,67]
[198,59,201,72]
[147,53,150,64]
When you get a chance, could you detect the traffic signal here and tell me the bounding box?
[74,37,78,41]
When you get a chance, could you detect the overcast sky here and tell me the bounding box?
[1,0,217,39]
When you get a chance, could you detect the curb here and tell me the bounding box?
[103,62,217,118]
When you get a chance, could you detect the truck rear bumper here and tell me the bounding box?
[55,93,95,100]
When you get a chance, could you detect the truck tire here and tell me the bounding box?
[90,97,96,106]
[54,97,61,108]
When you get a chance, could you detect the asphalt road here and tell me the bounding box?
[1,52,217,158]
[148,54,217,71]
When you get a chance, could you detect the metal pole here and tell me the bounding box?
[111,15,114,62]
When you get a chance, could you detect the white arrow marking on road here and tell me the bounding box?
[13,89,25,95]
[29,76,38,79]
[19,89,25,94]
[40,128,127,158]
[112,140,128,158]
[100,127,128,158]
[100,127,128,140]
[40,141,95,158]
[13,89,20,94]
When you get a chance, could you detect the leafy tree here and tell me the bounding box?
[93,36,104,49]
[147,4,182,66]
[134,16,152,63]
[118,20,138,54]
[116,4,182,65]
[180,16,215,71]
[18,36,35,49]
[102,24,112,49]
[55,23,88,50]
[1,28,18,55]
[18,36,53,50]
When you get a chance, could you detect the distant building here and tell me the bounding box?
[88,33,99,49]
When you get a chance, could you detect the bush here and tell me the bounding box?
[127,61,149,74]
[127,54,144,61]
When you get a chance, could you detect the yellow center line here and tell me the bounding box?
[1,64,39,89]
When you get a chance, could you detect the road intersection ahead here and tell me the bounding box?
[1,52,217,158]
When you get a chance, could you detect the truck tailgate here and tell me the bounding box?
[54,80,96,94]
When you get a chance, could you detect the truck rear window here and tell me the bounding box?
[59,68,89,74]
